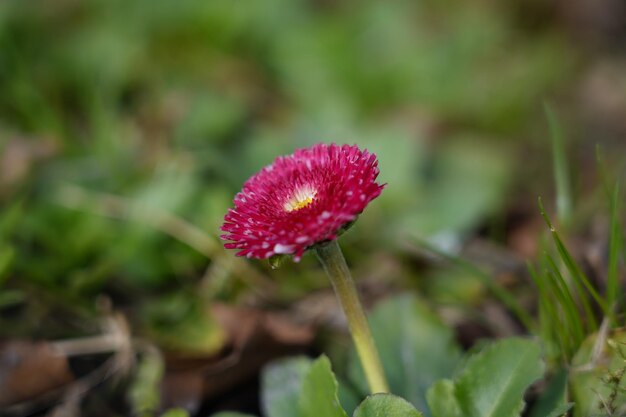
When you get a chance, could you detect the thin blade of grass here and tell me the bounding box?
[545,102,572,224]
[539,253,581,359]
[544,254,588,342]
[595,147,624,320]
[538,198,609,318]
[607,182,622,316]
[527,262,570,361]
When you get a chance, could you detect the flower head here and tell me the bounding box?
[220,143,384,261]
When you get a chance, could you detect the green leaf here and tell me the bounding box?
[299,356,349,417]
[353,393,424,417]
[209,413,256,417]
[428,338,544,417]
[349,295,461,416]
[402,139,511,236]
[455,338,544,417]
[337,376,361,416]
[426,380,462,417]
[543,403,573,417]
[161,409,190,417]
[262,357,312,417]
[570,329,626,417]
[529,369,568,417]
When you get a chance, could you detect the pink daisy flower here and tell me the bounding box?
[220,143,385,261]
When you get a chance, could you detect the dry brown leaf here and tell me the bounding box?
[0,341,74,407]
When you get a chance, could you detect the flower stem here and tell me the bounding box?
[314,240,389,394]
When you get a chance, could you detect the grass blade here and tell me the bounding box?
[607,182,622,316]
[527,262,569,362]
[544,254,588,341]
[545,102,572,224]
[538,198,609,317]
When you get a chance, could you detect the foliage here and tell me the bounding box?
[223,327,545,417]
[570,330,626,417]
[347,295,461,416]
[427,338,544,417]
[0,0,624,415]
[528,369,571,417]
[259,355,422,417]
[353,394,423,417]
[0,0,568,340]
[522,112,626,414]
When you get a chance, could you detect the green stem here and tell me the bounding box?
[314,240,389,394]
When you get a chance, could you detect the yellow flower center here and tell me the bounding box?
[284,187,316,212]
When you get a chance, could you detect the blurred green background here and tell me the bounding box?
[0,0,625,414]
